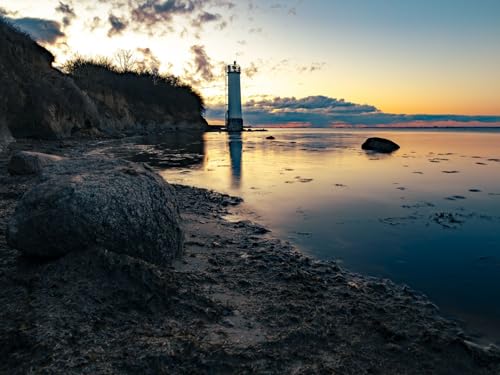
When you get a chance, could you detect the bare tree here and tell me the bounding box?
[135,48,162,85]
[149,66,161,85]
[114,49,136,72]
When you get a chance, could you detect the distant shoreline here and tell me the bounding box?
[207,125,500,130]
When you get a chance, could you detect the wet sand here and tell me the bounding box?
[1,139,500,374]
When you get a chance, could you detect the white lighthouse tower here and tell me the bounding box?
[226,61,243,132]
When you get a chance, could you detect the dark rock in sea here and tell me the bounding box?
[266,136,276,140]
[362,137,400,153]
[8,151,64,175]
[7,157,183,265]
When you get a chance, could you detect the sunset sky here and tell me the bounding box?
[2,0,500,127]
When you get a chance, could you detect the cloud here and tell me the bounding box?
[107,14,128,37]
[244,62,259,78]
[55,1,76,27]
[85,0,234,36]
[0,7,17,16]
[249,27,262,34]
[88,16,102,31]
[205,95,500,127]
[297,62,326,73]
[47,0,236,38]
[269,2,298,16]
[246,96,378,114]
[248,1,257,12]
[190,44,215,81]
[216,20,227,30]
[130,0,204,27]
[212,0,235,9]
[8,17,65,44]
[135,47,161,72]
[270,3,285,9]
[191,11,222,28]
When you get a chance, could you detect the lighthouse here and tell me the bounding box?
[226,61,243,132]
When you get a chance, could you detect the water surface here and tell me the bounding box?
[95,128,500,344]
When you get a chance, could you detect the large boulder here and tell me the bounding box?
[362,137,400,153]
[7,158,183,265]
[8,151,64,175]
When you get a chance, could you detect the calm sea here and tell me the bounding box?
[93,128,500,344]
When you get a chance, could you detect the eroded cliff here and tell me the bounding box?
[0,18,207,141]
[0,19,101,139]
[68,64,208,136]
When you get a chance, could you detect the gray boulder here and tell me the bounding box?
[0,121,14,153]
[362,137,400,153]
[7,158,183,265]
[8,151,64,175]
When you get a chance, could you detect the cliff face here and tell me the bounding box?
[0,19,207,141]
[0,19,101,139]
[70,66,207,136]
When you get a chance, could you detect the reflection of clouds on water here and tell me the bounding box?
[229,133,242,189]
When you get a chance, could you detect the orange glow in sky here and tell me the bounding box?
[3,0,500,123]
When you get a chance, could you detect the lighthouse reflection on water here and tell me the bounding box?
[229,133,242,188]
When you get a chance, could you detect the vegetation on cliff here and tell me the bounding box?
[64,56,204,113]
[63,56,207,134]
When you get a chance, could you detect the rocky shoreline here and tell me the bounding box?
[1,139,500,374]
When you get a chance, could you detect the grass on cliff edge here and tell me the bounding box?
[63,56,206,116]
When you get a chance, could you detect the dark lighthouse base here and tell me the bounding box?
[226,118,243,132]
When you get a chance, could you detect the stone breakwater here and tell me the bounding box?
[0,140,499,374]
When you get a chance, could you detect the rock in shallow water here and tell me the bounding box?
[362,137,400,153]
[7,157,183,265]
[8,151,64,175]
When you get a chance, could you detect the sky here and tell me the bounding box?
[2,0,500,127]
